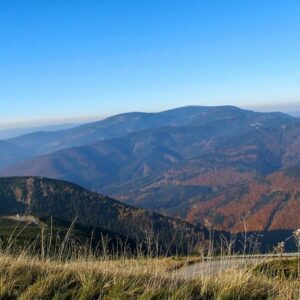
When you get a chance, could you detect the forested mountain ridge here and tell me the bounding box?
[0,176,206,252]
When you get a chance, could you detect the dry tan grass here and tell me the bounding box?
[0,219,299,299]
[0,252,300,299]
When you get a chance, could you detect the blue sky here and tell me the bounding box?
[1,0,300,127]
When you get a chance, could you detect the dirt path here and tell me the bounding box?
[174,254,299,279]
[174,258,251,278]
[1,215,39,225]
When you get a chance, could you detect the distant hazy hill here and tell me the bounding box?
[1,106,294,182]
[0,123,78,140]
[5,106,212,156]
[0,177,205,252]
[2,105,289,168]
[0,106,222,168]
[288,111,300,118]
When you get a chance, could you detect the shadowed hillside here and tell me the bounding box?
[0,176,206,254]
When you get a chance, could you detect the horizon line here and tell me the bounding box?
[1,103,300,130]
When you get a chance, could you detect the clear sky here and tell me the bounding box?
[1,0,300,127]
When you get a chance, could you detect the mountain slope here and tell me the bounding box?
[0,141,32,170]
[0,177,205,252]
[288,111,300,118]
[185,168,300,232]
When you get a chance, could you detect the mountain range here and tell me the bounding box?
[1,105,300,236]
